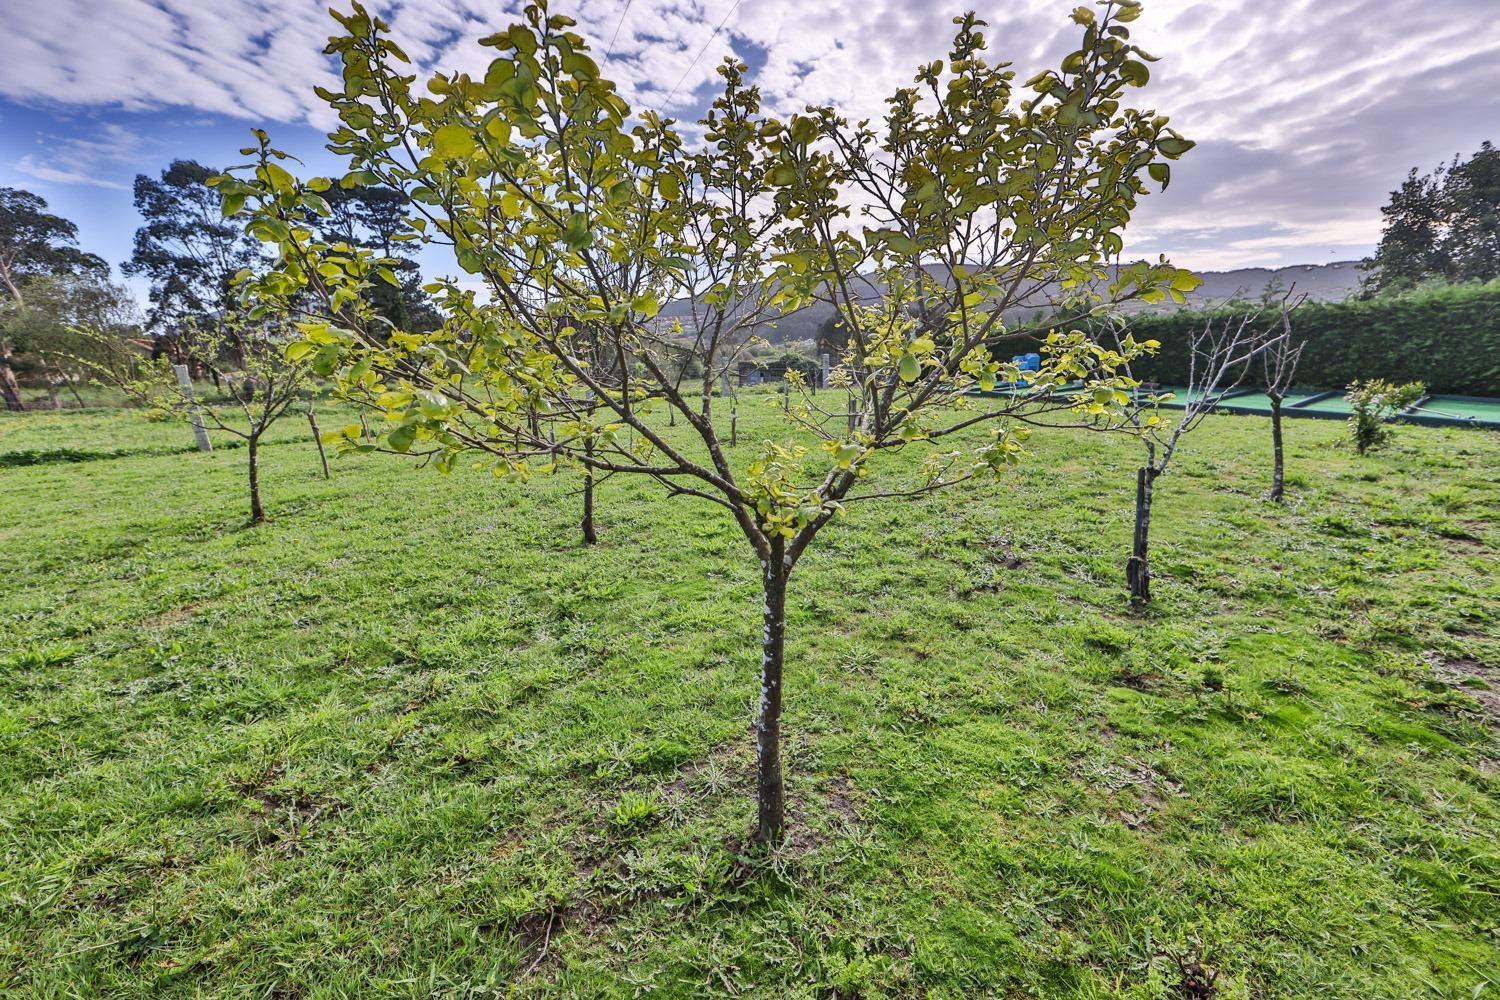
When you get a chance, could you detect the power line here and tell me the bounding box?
[663,0,743,107]
[604,0,633,63]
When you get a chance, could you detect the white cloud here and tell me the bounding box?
[15,154,129,190]
[12,122,146,189]
[1,0,1496,268]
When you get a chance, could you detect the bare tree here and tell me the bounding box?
[1116,309,1287,602]
[1260,299,1305,501]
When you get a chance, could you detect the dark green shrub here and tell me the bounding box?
[1104,281,1500,394]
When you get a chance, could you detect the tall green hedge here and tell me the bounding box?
[1115,281,1500,395]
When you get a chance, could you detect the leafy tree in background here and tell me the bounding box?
[314,183,441,332]
[226,0,1198,845]
[0,187,107,409]
[123,160,262,373]
[1364,141,1500,292]
[1,274,140,408]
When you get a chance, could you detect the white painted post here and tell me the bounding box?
[820,353,830,391]
[174,364,213,452]
[722,372,737,447]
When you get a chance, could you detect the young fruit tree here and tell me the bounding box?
[82,314,318,524]
[1345,379,1424,455]
[1260,300,1305,501]
[124,161,265,384]
[228,0,1200,845]
[1114,306,1287,602]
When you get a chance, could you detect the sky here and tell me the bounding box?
[1,0,1497,302]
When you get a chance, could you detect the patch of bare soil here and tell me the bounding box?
[237,764,344,853]
[140,600,207,628]
[1434,657,1500,720]
[1085,755,1188,830]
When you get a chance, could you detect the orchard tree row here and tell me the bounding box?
[18,0,1403,847]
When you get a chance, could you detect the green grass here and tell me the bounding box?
[1,395,1497,998]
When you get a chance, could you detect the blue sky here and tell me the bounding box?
[2,0,1497,304]
[0,103,334,294]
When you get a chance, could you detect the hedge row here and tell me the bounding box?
[1115,281,1500,396]
[0,439,244,469]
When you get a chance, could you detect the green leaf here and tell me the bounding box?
[483,116,513,145]
[606,179,634,206]
[1120,60,1149,87]
[262,162,295,193]
[1157,136,1195,159]
[1148,162,1171,189]
[388,424,416,453]
[561,212,593,251]
[456,245,484,274]
[1170,270,1202,293]
[432,124,477,160]
[340,169,381,189]
[630,293,660,319]
[899,355,921,383]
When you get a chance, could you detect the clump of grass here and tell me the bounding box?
[609,791,660,830]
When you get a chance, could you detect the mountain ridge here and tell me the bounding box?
[658,260,1367,346]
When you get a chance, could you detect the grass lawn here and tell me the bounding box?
[1,394,1497,997]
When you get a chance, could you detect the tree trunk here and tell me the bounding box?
[247,433,266,524]
[581,469,597,545]
[1127,465,1156,603]
[307,407,330,479]
[580,444,599,549]
[0,356,24,411]
[1269,397,1285,501]
[44,378,61,410]
[754,540,789,847]
[65,370,86,408]
[581,398,598,545]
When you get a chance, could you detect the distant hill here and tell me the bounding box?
[658,260,1367,346]
[1162,260,1365,311]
